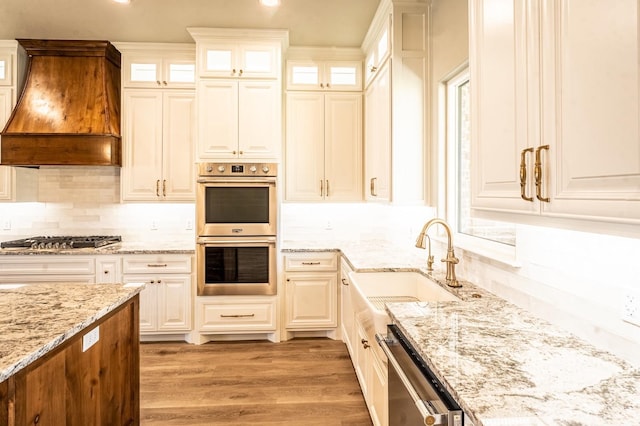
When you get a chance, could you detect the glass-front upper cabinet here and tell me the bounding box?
[364,21,390,86]
[287,60,362,91]
[199,42,279,79]
[0,51,12,86]
[119,45,196,89]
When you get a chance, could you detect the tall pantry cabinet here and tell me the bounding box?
[117,43,197,201]
[361,0,428,204]
[470,0,640,229]
[285,49,363,201]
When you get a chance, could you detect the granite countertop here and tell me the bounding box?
[282,238,640,426]
[0,241,195,255]
[0,282,144,382]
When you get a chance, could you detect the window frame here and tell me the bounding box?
[441,65,519,266]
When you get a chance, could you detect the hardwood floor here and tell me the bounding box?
[139,338,373,426]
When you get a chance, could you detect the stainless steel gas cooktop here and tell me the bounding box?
[0,236,122,250]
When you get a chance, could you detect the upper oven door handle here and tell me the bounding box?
[197,178,276,184]
[376,334,444,425]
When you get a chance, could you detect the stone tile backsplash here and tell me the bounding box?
[0,166,195,243]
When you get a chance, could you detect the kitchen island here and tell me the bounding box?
[282,238,640,426]
[0,282,144,425]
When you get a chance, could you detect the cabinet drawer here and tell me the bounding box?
[122,255,192,274]
[197,298,276,332]
[284,252,337,272]
[0,256,95,275]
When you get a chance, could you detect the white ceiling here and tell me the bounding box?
[0,0,381,47]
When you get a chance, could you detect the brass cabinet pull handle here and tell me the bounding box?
[156,179,160,197]
[302,261,321,265]
[326,180,330,197]
[162,179,166,197]
[147,263,168,267]
[370,177,378,196]
[220,313,255,318]
[519,147,534,201]
[320,180,324,196]
[341,278,349,286]
[534,145,550,203]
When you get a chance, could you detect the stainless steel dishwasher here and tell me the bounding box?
[377,324,464,426]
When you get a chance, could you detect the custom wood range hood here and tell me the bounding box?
[0,39,122,166]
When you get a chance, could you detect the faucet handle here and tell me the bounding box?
[442,254,459,265]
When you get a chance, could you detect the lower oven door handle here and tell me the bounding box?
[376,334,443,426]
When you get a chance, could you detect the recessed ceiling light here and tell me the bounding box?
[113,0,131,4]
[260,0,280,7]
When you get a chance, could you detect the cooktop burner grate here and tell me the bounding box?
[0,235,122,249]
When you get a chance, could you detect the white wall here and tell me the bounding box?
[0,166,195,244]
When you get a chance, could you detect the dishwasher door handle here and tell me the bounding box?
[376,333,443,426]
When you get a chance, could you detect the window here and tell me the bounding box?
[445,67,516,246]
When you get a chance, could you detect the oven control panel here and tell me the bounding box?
[198,163,278,177]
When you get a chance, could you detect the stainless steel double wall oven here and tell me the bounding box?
[196,162,278,296]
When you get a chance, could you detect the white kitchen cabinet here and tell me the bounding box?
[285,92,362,201]
[286,60,362,91]
[0,256,96,283]
[0,87,15,200]
[342,259,387,426]
[369,346,388,426]
[362,0,427,204]
[364,61,391,201]
[364,18,390,87]
[188,28,288,162]
[354,318,370,397]
[119,43,196,202]
[283,252,338,330]
[95,256,122,284]
[117,43,196,89]
[353,313,388,426]
[470,0,640,227]
[340,258,355,357]
[122,255,193,334]
[197,79,280,159]
[196,296,277,333]
[0,50,13,86]
[0,41,37,202]
[196,40,279,79]
[121,89,196,201]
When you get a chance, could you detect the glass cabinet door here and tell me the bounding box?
[201,43,278,78]
[239,44,278,78]
[124,55,195,88]
[0,53,12,86]
[287,60,361,91]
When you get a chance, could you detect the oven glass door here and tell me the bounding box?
[197,179,277,236]
[197,237,276,296]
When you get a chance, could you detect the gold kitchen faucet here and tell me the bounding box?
[415,218,461,288]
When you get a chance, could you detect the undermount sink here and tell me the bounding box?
[348,271,459,335]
